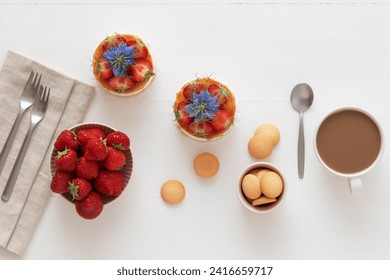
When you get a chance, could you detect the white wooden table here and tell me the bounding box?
[1,0,390,259]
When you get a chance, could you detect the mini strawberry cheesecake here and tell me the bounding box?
[173,77,236,141]
[92,33,155,96]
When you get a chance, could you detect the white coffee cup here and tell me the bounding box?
[314,107,384,195]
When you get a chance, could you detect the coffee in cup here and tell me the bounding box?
[314,107,384,195]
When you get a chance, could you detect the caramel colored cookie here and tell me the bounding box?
[248,135,273,159]
[242,174,261,200]
[256,169,269,183]
[194,152,219,178]
[252,196,277,206]
[261,171,283,199]
[254,123,280,146]
[161,180,186,204]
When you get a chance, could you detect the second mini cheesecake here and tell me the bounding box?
[173,77,236,141]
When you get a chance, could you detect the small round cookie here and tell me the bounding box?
[161,180,186,204]
[241,174,261,200]
[256,169,269,184]
[248,135,273,159]
[252,196,277,206]
[255,123,280,146]
[261,171,283,199]
[194,152,219,178]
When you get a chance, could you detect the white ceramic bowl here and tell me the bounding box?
[237,162,287,213]
[50,122,133,204]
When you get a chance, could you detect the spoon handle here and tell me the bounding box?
[298,112,305,178]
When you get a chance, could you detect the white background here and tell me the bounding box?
[1,0,390,260]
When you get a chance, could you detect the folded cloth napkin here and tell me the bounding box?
[0,51,95,255]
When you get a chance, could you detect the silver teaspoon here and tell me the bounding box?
[290,83,314,178]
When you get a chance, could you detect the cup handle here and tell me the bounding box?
[348,177,363,195]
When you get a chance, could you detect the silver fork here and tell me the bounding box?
[1,86,50,202]
[0,71,41,175]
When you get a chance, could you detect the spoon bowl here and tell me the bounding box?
[290,83,314,113]
[290,83,314,178]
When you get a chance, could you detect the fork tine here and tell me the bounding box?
[32,72,38,85]
[41,87,46,101]
[40,86,48,102]
[36,85,43,100]
[34,73,42,88]
[27,71,34,84]
[44,88,50,102]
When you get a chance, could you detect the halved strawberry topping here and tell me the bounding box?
[126,39,149,59]
[183,83,196,99]
[128,58,154,82]
[183,82,205,99]
[195,83,205,94]
[189,121,213,137]
[113,35,127,47]
[207,83,220,96]
[96,57,113,80]
[109,76,134,92]
[101,34,127,51]
[211,109,233,131]
[208,83,229,106]
[175,101,193,126]
[102,41,111,52]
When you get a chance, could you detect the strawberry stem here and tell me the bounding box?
[68,181,79,200]
[56,148,69,159]
[143,70,155,82]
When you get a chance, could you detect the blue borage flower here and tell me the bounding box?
[103,43,136,77]
[186,90,219,123]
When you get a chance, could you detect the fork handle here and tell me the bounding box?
[0,110,24,175]
[1,124,35,202]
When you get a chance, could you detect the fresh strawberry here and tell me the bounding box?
[175,101,193,126]
[76,129,106,146]
[183,82,205,99]
[101,41,111,52]
[208,83,229,106]
[69,178,92,201]
[55,148,77,172]
[76,156,100,180]
[54,129,79,151]
[102,34,127,51]
[95,170,124,197]
[189,121,213,137]
[96,57,113,80]
[128,58,154,82]
[126,39,149,59]
[84,138,108,161]
[103,147,126,170]
[113,35,127,46]
[75,191,104,220]
[211,109,233,131]
[195,83,205,93]
[109,76,134,92]
[207,83,220,95]
[183,83,196,99]
[51,170,73,194]
[106,131,130,151]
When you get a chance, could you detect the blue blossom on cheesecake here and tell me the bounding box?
[186,90,219,123]
[103,43,136,77]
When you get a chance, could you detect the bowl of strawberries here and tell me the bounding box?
[50,123,133,220]
[92,33,155,96]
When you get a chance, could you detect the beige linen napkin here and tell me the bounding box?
[0,51,95,255]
